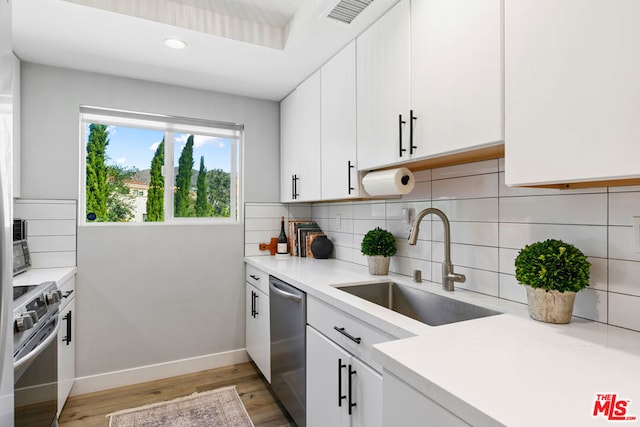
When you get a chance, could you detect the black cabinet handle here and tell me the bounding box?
[347,161,355,195]
[409,109,417,155]
[62,310,72,345]
[338,358,347,407]
[292,174,299,200]
[251,291,256,319]
[249,274,260,281]
[333,326,361,344]
[348,364,357,415]
[398,114,407,157]
[253,292,259,317]
[63,290,74,299]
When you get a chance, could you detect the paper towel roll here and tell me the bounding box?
[362,168,415,196]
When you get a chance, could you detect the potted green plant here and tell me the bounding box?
[515,239,591,324]
[361,227,397,275]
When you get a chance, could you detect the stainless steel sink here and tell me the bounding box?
[335,281,502,327]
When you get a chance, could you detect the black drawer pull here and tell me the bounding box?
[333,326,361,344]
[249,274,260,281]
[62,310,72,345]
[63,290,74,298]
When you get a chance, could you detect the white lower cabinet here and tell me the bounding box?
[307,326,382,427]
[245,282,270,382]
[384,372,470,427]
[57,276,76,416]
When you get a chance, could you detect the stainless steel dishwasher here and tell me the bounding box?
[269,276,306,427]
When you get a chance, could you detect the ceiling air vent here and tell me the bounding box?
[324,0,374,25]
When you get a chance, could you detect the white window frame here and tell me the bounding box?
[79,106,244,225]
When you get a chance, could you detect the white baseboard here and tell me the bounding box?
[71,349,250,396]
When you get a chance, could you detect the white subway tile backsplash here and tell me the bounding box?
[14,199,77,269]
[432,242,499,272]
[353,219,386,235]
[432,198,498,222]
[402,180,431,201]
[432,173,498,200]
[432,221,499,247]
[609,226,639,262]
[245,218,281,231]
[500,194,608,225]
[498,223,607,258]
[431,159,498,180]
[609,192,640,226]
[439,266,499,297]
[30,252,76,269]
[14,200,76,220]
[289,160,640,332]
[498,248,518,275]
[28,236,76,252]
[244,203,288,219]
[498,273,527,304]
[27,220,76,236]
[573,288,607,323]
[245,230,279,245]
[609,259,640,297]
[589,258,608,292]
[412,169,432,182]
[328,202,355,219]
[311,204,329,220]
[287,204,313,220]
[608,293,640,331]
[354,202,385,219]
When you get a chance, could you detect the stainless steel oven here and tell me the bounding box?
[13,281,61,427]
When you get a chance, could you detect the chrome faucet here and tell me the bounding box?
[408,208,466,292]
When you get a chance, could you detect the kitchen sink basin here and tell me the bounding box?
[335,281,502,327]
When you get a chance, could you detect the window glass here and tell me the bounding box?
[81,108,242,224]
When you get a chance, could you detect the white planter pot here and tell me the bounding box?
[524,285,577,324]
[367,256,390,275]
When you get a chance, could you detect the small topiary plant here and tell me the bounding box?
[515,239,590,293]
[361,227,397,258]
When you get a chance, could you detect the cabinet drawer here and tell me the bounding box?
[58,275,76,310]
[307,295,395,372]
[245,265,269,294]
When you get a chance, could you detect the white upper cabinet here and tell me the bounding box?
[410,0,503,159]
[356,0,411,171]
[356,0,502,171]
[505,0,640,186]
[280,71,321,202]
[321,40,360,200]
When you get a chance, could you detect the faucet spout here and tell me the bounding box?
[408,208,466,291]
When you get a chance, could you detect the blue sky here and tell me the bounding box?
[90,124,233,172]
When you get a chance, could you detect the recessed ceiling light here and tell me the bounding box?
[163,38,187,49]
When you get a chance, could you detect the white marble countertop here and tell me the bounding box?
[13,267,77,287]
[246,255,640,426]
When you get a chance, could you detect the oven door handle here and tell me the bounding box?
[14,316,60,372]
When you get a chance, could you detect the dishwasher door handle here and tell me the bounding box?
[270,283,303,303]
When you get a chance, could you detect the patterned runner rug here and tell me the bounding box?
[107,385,254,426]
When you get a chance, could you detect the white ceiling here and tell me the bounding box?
[12,0,398,101]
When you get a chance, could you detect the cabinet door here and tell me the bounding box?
[58,298,75,416]
[384,372,470,426]
[307,326,350,427]
[410,0,502,159]
[280,72,322,202]
[321,40,359,200]
[505,0,640,186]
[246,283,270,382]
[350,357,382,427]
[356,0,411,171]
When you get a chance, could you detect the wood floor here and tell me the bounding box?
[58,362,294,427]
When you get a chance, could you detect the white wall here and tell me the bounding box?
[20,63,280,390]
[312,159,640,333]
